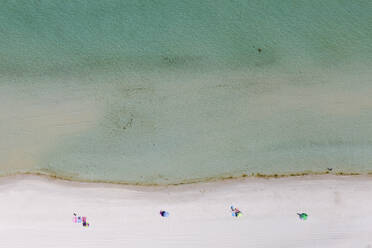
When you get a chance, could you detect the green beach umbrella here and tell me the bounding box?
[297,213,308,220]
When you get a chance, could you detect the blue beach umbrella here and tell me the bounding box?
[160,210,169,217]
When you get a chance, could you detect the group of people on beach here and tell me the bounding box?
[230,206,242,217]
[73,213,90,227]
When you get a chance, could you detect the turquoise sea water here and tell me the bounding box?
[0,1,372,184]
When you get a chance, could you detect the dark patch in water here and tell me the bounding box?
[160,55,204,67]
[122,116,134,130]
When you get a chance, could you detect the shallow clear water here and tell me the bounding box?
[0,1,371,184]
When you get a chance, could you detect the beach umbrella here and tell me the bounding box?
[297,213,308,220]
[160,211,169,217]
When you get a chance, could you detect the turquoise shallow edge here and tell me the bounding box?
[0,1,371,185]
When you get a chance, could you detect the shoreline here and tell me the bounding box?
[0,171,371,190]
[0,169,368,188]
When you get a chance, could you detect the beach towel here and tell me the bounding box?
[232,211,242,217]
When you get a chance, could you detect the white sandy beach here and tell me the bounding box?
[0,175,371,248]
